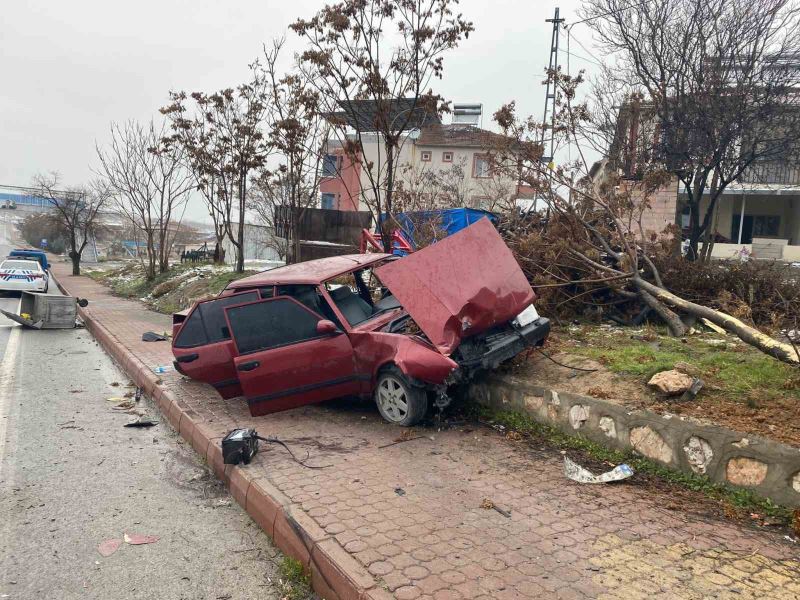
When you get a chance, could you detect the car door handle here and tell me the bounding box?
[176,353,199,363]
[237,361,260,372]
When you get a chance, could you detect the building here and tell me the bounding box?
[320,102,533,214]
[604,97,800,262]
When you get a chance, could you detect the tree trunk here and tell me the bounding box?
[635,284,687,337]
[382,150,395,254]
[236,176,246,273]
[70,250,81,276]
[636,278,799,365]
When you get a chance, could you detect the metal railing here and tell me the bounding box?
[739,161,800,185]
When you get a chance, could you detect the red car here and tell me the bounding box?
[171,219,549,426]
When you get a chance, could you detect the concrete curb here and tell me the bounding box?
[54,272,384,600]
[472,373,800,507]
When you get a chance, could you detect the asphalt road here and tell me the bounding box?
[0,218,304,599]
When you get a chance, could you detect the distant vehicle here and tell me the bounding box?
[8,249,49,270]
[0,259,49,294]
[1,200,16,209]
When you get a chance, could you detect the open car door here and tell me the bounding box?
[172,291,259,398]
[224,296,361,416]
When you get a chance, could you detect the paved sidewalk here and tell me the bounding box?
[54,261,800,600]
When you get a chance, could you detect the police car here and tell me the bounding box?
[0,258,49,293]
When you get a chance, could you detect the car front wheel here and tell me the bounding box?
[374,366,428,426]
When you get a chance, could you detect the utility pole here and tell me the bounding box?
[541,7,565,169]
[537,7,565,216]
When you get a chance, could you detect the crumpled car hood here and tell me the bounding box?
[375,217,535,356]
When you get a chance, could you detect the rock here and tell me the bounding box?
[673,361,701,377]
[648,370,695,396]
[599,416,617,439]
[726,457,768,487]
[630,426,673,464]
[569,405,590,429]
[683,436,713,474]
[793,471,800,494]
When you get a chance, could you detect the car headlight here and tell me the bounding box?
[513,304,540,328]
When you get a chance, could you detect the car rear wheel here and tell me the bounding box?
[374,366,427,426]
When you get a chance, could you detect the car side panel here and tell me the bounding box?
[348,330,458,391]
[173,339,243,398]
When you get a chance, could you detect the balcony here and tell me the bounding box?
[739,161,800,186]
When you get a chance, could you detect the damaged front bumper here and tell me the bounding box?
[455,317,551,373]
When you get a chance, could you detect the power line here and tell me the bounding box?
[568,0,653,27]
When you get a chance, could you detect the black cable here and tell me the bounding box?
[256,435,333,469]
[535,348,598,372]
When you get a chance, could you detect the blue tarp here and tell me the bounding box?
[379,208,498,255]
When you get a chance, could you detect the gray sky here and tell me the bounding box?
[1,0,595,222]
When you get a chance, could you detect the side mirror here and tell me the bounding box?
[316,319,339,335]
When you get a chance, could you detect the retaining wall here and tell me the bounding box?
[470,374,800,507]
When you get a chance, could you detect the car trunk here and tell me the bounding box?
[375,217,535,356]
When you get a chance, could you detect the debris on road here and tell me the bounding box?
[124,416,159,428]
[152,365,173,374]
[0,291,88,329]
[123,533,159,545]
[97,539,122,557]
[480,498,512,518]
[141,331,168,342]
[564,456,634,484]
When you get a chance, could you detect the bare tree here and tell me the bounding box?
[582,0,800,260]
[96,119,193,279]
[248,171,293,262]
[250,38,327,264]
[291,0,474,251]
[33,172,110,276]
[161,64,271,272]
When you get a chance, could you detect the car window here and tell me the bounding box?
[198,291,259,343]
[227,298,322,355]
[2,260,40,270]
[174,310,207,347]
[174,291,259,348]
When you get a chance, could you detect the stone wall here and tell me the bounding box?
[637,178,680,238]
[470,374,800,508]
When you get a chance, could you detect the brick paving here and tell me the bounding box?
[54,262,800,599]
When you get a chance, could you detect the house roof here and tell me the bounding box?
[324,98,441,132]
[416,124,511,149]
[227,253,392,287]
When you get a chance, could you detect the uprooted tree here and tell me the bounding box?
[291,0,474,251]
[491,70,799,365]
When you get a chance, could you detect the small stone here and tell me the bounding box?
[629,426,673,463]
[568,405,590,429]
[683,436,713,474]
[792,471,800,494]
[647,370,694,396]
[549,390,561,406]
[726,457,768,487]
[599,416,617,439]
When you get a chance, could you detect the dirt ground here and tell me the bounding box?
[506,324,800,448]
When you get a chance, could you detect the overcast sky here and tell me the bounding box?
[1,0,595,222]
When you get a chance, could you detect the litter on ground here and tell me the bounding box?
[564,456,634,484]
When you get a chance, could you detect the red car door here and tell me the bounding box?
[224,296,360,416]
[172,291,259,398]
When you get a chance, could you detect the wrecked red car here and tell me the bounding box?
[171,218,550,426]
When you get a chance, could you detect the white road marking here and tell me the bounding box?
[0,298,22,477]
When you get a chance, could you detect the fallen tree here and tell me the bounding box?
[490,73,799,366]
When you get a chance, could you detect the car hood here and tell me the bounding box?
[375,217,535,356]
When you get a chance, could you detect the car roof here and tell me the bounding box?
[228,253,393,288]
[2,258,42,269]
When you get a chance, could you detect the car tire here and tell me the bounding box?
[374,366,428,427]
